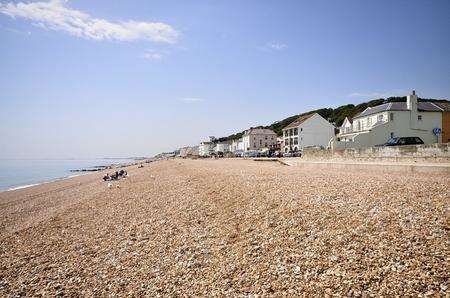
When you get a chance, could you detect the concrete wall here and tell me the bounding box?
[303,143,450,162]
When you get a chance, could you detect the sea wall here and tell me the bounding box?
[302,143,450,162]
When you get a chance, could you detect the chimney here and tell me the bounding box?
[407,90,418,111]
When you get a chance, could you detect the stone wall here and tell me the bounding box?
[302,143,450,162]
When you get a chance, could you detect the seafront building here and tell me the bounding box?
[215,142,230,154]
[230,138,244,153]
[282,113,335,152]
[199,137,216,157]
[242,128,277,152]
[332,91,444,149]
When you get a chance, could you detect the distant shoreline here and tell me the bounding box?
[4,173,87,192]
[0,158,147,193]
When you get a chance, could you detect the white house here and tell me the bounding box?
[242,128,277,151]
[230,138,244,152]
[215,142,230,153]
[282,113,335,152]
[332,91,443,149]
[199,137,216,157]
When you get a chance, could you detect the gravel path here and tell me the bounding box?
[0,159,448,296]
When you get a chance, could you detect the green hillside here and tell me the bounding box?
[220,97,449,141]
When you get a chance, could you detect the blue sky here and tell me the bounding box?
[0,0,449,158]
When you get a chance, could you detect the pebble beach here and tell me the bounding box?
[0,158,448,296]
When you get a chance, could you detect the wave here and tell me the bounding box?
[4,173,89,192]
[7,183,41,191]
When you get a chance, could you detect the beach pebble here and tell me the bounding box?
[0,158,448,297]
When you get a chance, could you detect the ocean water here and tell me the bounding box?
[0,159,136,192]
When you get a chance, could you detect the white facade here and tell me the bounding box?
[242,128,277,151]
[282,113,335,152]
[339,117,353,134]
[333,91,443,149]
[215,143,230,153]
[230,139,244,152]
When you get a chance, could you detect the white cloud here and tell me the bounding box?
[0,0,179,43]
[180,98,205,103]
[267,42,287,50]
[142,50,164,60]
[260,42,287,51]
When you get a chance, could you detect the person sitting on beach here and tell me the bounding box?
[119,170,125,177]
[103,174,110,181]
[111,171,119,180]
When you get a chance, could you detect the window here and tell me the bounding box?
[390,132,394,139]
[300,128,303,132]
[390,113,394,121]
[367,117,372,126]
[418,115,422,121]
[294,137,298,145]
[377,114,384,122]
[293,128,298,135]
[265,136,267,140]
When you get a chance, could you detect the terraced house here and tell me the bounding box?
[333,91,444,149]
[282,113,335,152]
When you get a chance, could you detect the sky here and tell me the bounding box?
[0,0,449,159]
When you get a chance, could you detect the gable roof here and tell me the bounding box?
[343,116,353,125]
[354,101,443,119]
[283,113,315,129]
[433,102,450,112]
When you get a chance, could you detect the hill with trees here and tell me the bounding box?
[218,96,449,142]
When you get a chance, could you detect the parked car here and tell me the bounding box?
[383,137,424,146]
[272,151,283,158]
[257,151,269,157]
[243,151,258,158]
[291,151,302,157]
[283,152,293,157]
[233,151,244,158]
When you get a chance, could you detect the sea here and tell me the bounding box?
[0,158,137,192]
